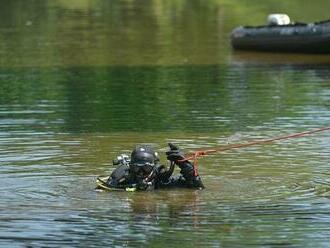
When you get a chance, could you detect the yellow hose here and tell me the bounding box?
[96,176,136,192]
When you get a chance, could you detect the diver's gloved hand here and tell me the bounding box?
[179,162,204,189]
[166,143,186,164]
[188,175,205,189]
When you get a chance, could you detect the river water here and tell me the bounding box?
[1,1,330,247]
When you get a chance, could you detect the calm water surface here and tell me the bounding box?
[1,1,330,247]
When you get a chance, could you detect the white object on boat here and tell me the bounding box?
[267,14,291,26]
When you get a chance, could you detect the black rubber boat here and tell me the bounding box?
[230,15,330,54]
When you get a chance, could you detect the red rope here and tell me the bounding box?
[181,126,330,175]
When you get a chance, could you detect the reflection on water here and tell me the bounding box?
[1,64,329,133]
[231,51,330,65]
[1,63,329,246]
[0,0,226,67]
[2,0,330,67]
[1,0,330,247]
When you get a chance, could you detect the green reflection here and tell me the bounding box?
[0,65,329,133]
[1,0,330,67]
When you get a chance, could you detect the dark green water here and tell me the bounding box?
[1,1,330,247]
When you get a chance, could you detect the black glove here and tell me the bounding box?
[166,143,186,163]
[187,175,204,189]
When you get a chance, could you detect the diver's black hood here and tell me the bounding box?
[130,145,159,165]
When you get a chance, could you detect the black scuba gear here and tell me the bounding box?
[166,143,186,165]
[103,143,204,191]
[130,162,154,175]
[166,143,204,188]
[106,163,129,187]
[130,145,159,165]
[129,145,160,181]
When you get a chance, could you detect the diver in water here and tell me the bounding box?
[97,143,204,191]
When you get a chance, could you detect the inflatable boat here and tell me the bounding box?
[230,14,330,54]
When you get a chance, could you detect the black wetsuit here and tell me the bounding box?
[106,160,204,191]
